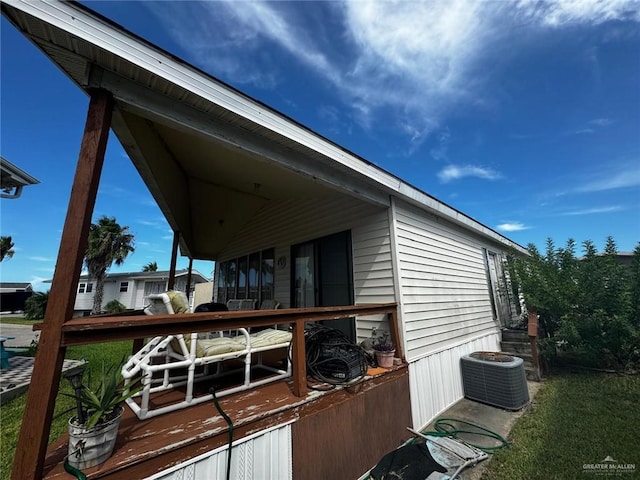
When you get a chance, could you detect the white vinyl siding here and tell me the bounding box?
[393,200,498,360]
[218,195,382,259]
[409,332,500,429]
[351,210,396,340]
[145,422,293,480]
[217,195,386,309]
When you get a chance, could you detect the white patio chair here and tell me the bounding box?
[122,291,292,420]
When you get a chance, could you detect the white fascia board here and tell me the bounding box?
[5,0,523,252]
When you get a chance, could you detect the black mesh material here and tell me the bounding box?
[370,443,447,480]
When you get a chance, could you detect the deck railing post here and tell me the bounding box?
[291,319,308,397]
[388,309,404,362]
[12,90,113,480]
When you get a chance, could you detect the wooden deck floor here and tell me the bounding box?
[42,366,404,479]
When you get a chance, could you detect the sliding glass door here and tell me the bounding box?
[292,231,354,340]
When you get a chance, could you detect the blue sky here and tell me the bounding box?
[1,0,639,292]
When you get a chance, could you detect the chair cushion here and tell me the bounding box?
[198,337,246,357]
[236,328,292,348]
[167,291,189,313]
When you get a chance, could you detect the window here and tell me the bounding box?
[86,282,93,293]
[78,282,93,294]
[119,281,129,293]
[216,248,275,306]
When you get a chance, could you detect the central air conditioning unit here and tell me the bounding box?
[460,352,529,410]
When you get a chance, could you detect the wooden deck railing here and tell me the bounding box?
[55,303,400,397]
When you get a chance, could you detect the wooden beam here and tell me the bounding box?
[57,304,398,346]
[185,258,193,300]
[387,309,404,362]
[167,231,179,290]
[12,90,113,480]
[291,319,308,397]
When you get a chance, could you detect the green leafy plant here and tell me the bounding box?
[65,362,142,428]
[24,291,49,320]
[509,237,640,370]
[372,332,394,352]
[104,299,126,314]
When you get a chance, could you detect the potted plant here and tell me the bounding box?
[372,332,395,368]
[64,362,141,469]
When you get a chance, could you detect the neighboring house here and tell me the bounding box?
[0,282,33,313]
[192,281,214,310]
[71,269,210,316]
[0,156,39,199]
[4,2,529,479]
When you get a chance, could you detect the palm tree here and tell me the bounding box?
[142,261,158,272]
[85,216,135,314]
[0,236,15,261]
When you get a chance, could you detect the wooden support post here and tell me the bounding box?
[167,231,179,291]
[388,309,404,362]
[12,90,113,480]
[291,319,308,397]
[528,309,541,380]
[185,258,193,300]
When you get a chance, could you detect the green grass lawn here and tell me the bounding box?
[0,341,132,479]
[0,316,38,326]
[481,372,640,480]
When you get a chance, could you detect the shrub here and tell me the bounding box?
[104,299,126,314]
[509,237,640,370]
[24,291,49,320]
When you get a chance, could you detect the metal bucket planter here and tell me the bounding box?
[68,406,123,469]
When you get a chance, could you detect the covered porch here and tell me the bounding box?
[2,2,407,478]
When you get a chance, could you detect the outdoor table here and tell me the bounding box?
[0,336,16,369]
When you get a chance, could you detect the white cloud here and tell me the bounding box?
[589,118,614,126]
[575,168,640,193]
[28,256,54,262]
[497,222,530,232]
[561,205,623,216]
[549,161,640,197]
[147,0,640,140]
[516,0,640,27]
[437,164,502,183]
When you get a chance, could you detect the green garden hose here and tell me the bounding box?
[63,458,87,480]
[418,417,510,453]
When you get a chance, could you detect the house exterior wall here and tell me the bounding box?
[144,423,293,480]
[408,331,500,429]
[391,198,504,361]
[193,282,214,309]
[351,209,395,340]
[216,195,389,310]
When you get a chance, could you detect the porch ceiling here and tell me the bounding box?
[115,107,339,259]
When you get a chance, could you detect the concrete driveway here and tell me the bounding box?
[0,324,40,347]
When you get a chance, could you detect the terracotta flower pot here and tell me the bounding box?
[375,349,395,368]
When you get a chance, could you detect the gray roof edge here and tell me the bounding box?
[48,269,211,283]
[0,156,40,185]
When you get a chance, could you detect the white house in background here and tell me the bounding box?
[71,269,210,316]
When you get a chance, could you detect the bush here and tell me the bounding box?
[104,299,126,314]
[23,291,49,320]
[510,237,640,370]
